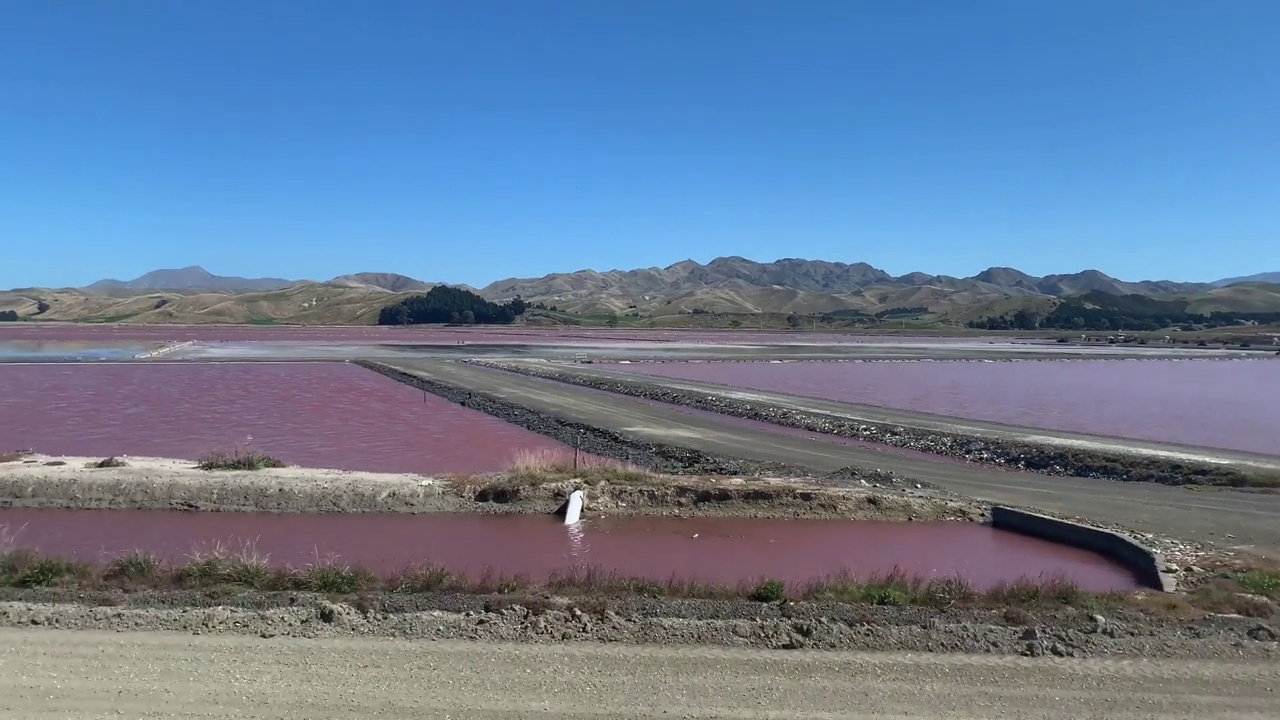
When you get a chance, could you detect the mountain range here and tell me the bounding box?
[2,258,1277,325]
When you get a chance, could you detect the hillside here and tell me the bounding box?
[83,267,294,295]
[0,284,406,325]
[476,257,1214,316]
[4,257,1278,326]
[1213,272,1280,287]
[329,273,436,293]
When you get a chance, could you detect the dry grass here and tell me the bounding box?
[196,447,286,471]
[0,449,32,464]
[0,545,1126,614]
[0,523,25,555]
[90,456,128,469]
[503,447,658,485]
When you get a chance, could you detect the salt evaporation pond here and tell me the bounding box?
[0,509,1142,592]
[0,362,571,473]
[615,359,1280,455]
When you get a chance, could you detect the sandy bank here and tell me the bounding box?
[0,454,980,521]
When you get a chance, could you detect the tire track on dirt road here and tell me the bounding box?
[1,629,1276,719]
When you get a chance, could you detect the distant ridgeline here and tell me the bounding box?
[968,291,1280,332]
[377,285,528,325]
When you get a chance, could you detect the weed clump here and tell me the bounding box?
[750,579,786,603]
[197,448,286,471]
[91,456,128,469]
[0,449,32,463]
[104,551,160,582]
[1235,570,1280,598]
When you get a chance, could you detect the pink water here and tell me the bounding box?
[615,360,1280,455]
[0,509,1142,592]
[0,362,570,473]
[0,324,993,346]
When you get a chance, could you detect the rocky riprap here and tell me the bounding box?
[473,360,1269,489]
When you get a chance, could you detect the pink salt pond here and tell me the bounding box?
[0,362,571,474]
[0,509,1142,592]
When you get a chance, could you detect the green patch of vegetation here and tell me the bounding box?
[104,551,160,582]
[3,555,83,588]
[378,286,527,326]
[750,579,786,602]
[303,560,373,594]
[196,448,286,471]
[969,290,1280,332]
[1235,570,1280,598]
[0,310,19,322]
[245,316,278,325]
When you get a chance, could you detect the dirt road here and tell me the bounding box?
[391,360,1280,556]
[1,629,1275,719]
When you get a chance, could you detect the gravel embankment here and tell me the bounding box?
[474,360,1276,488]
[0,591,1276,660]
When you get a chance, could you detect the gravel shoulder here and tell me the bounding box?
[1,591,1277,662]
[2,627,1278,719]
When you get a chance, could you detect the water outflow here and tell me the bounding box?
[563,490,585,525]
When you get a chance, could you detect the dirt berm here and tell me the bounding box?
[471,359,1277,488]
[1,589,1278,661]
[0,455,980,521]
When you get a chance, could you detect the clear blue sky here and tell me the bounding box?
[2,1,1276,289]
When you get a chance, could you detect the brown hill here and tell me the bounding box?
[0,284,404,325]
[329,273,436,293]
[4,257,1272,325]
[478,257,1213,316]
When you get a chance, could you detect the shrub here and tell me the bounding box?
[17,557,79,587]
[750,579,786,603]
[196,448,286,471]
[303,558,372,594]
[105,551,160,582]
[91,456,128,469]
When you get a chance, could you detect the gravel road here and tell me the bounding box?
[1,629,1276,719]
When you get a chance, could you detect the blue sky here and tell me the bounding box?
[2,1,1276,289]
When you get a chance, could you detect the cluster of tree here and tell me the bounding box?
[0,310,18,322]
[377,286,528,326]
[968,291,1280,331]
[874,306,929,318]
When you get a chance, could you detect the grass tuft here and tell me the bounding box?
[196,448,286,471]
[104,551,160,582]
[90,456,128,469]
[1235,570,1280,598]
[750,579,786,603]
[0,449,33,463]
